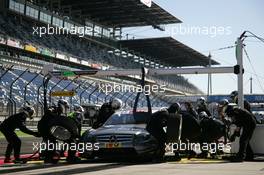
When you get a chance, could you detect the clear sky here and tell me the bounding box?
[123,0,264,95]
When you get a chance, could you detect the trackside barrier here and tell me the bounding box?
[89,85,99,104]
[80,82,95,105]
[124,93,134,108]
[9,68,29,116]
[24,71,40,103]
[49,78,63,104]
[60,77,77,111]
[36,78,44,118]
[72,80,87,106]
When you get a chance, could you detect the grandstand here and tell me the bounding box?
[0,0,217,121]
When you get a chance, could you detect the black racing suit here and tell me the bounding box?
[197,105,211,117]
[92,102,115,129]
[235,99,259,124]
[187,108,199,120]
[0,112,38,159]
[38,107,60,163]
[67,112,83,161]
[146,111,168,158]
[235,99,251,113]
[229,108,256,159]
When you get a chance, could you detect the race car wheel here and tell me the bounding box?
[38,115,79,141]
[47,116,79,141]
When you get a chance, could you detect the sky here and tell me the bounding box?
[123,0,264,95]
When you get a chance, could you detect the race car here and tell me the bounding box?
[81,109,160,160]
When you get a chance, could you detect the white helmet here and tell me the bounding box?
[19,105,35,119]
[219,99,229,107]
[73,104,84,113]
[199,111,208,119]
[230,90,238,102]
[111,98,123,110]
[57,99,70,114]
[230,91,238,99]
[197,97,206,106]
[58,99,70,108]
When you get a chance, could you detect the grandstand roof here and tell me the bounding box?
[61,0,181,27]
[119,37,219,67]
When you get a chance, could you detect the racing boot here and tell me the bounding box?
[4,157,12,163]
[229,155,244,162]
[13,158,26,164]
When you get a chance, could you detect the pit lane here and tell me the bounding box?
[1,137,263,175]
[0,158,263,175]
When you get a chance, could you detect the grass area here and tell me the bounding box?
[0,130,87,138]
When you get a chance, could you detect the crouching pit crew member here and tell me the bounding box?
[38,99,70,164]
[0,105,41,164]
[221,103,256,162]
[67,104,85,163]
[146,103,181,161]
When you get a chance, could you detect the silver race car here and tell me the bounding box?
[81,110,159,159]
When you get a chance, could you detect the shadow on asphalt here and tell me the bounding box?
[1,156,263,175]
[0,158,163,175]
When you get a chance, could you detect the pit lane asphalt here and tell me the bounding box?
[0,138,263,175]
[0,137,42,156]
[0,158,263,175]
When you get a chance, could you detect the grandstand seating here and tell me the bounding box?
[0,66,167,117]
[0,14,202,94]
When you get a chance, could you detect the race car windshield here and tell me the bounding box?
[104,113,149,125]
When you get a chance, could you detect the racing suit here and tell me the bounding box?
[229,108,256,160]
[38,107,60,163]
[146,110,168,159]
[235,99,259,124]
[92,102,115,129]
[234,99,252,113]
[68,112,83,135]
[197,104,212,117]
[67,112,83,162]
[0,112,39,160]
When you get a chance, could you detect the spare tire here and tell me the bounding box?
[38,114,79,142]
[47,116,79,141]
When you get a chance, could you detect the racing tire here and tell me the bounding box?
[38,115,79,142]
[47,116,79,141]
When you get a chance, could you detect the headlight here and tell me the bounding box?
[133,133,151,143]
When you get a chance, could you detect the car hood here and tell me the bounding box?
[90,124,148,136]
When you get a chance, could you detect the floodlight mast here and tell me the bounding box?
[236,34,245,109]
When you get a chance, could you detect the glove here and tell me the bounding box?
[233,130,240,137]
[229,134,236,142]
[229,130,240,142]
